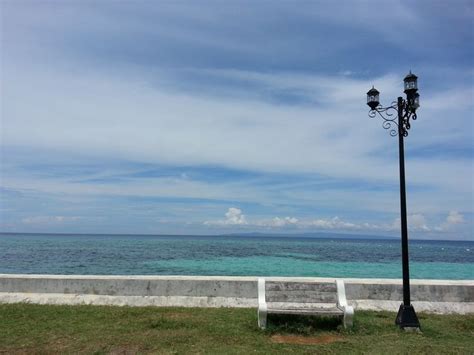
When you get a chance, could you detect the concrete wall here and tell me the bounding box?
[1,274,473,314]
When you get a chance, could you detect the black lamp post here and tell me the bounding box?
[366,72,421,330]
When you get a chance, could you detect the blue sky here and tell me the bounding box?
[1,0,473,239]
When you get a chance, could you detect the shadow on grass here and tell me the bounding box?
[265,314,343,335]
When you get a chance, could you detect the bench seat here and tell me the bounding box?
[266,304,344,316]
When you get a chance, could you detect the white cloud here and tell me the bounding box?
[306,216,359,230]
[409,214,430,231]
[257,216,299,227]
[392,214,430,232]
[22,216,81,225]
[446,210,464,225]
[205,208,388,232]
[435,210,465,231]
[205,207,247,225]
[225,207,247,225]
[202,208,470,238]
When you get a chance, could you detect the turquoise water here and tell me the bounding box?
[0,233,472,279]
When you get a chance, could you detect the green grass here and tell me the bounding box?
[0,304,473,354]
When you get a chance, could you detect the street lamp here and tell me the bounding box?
[366,71,421,330]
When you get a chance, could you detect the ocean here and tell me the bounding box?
[0,233,472,279]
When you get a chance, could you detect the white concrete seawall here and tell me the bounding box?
[0,274,473,314]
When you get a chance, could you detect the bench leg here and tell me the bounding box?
[258,307,267,329]
[343,306,354,329]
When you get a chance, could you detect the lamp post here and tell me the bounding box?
[366,72,421,330]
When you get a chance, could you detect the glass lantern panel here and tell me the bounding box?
[414,96,420,108]
[405,80,417,90]
[368,95,378,103]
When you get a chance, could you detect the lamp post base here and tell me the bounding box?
[395,304,421,330]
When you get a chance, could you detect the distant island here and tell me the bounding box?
[219,231,398,240]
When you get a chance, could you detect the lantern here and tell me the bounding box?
[367,86,380,110]
[404,71,418,95]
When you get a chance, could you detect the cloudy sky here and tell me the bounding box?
[1,0,473,240]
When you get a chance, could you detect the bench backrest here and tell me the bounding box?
[264,281,338,303]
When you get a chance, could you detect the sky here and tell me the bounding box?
[0,0,473,240]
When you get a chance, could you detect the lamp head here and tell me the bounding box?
[367,86,380,110]
[404,71,418,95]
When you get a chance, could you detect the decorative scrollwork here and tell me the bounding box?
[368,103,399,137]
[382,119,398,137]
[368,99,417,138]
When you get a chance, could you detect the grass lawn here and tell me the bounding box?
[0,304,473,354]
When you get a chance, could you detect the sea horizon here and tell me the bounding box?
[2,231,473,243]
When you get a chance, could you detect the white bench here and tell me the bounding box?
[257,278,354,329]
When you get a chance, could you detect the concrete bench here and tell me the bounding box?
[257,278,354,329]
